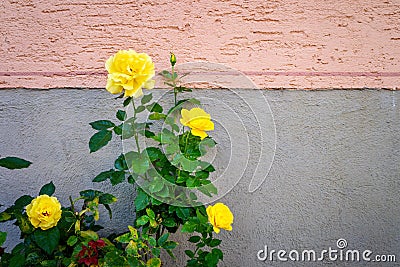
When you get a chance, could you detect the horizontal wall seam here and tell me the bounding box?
[1,71,400,77]
[0,87,397,91]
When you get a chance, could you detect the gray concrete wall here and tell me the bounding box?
[1,89,399,266]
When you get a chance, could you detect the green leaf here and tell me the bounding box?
[198,183,218,197]
[156,186,170,198]
[159,129,177,144]
[148,179,164,193]
[136,105,146,113]
[66,235,78,246]
[199,138,216,156]
[146,208,156,220]
[127,174,137,184]
[205,251,220,267]
[9,254,25,267]
[186,177,199,188]
[103,204,113,219]
[157,232,169,246]
[160,70,172,79]
[113,124,123,135]
[176,207,190,220]
[33,227,60,254]
[89,130,112,153]
[39,181,55,196]
[99,193,117,205]
[110,171,125,186]
[128,225,139,239]
[162,217,176,228]
[149,112,166,120]
[181,221,196,233]
[136,215,149,226]
[204,164,215,172]
[114,232,131,243]
[188,236,201,243]
[125,151,150,175]
[162,240,178,250]
[104,251,129,266]
[126,240,138,256]
[152,247,161,257]
[123,97,132,107]
[39,260,57,267]
[0,157,31,169]
[212,248,223,260]
[89,120,115,130]
[181,158,200,172]
[121,123,135,139]
[14,195,34,209]
[92,169,114,182]
[0,231,6,246]
[196,208,208,224]
[80,230,99,240]
[209,239,222,247]
[195,171,209,179]
[116,110,127,121]
[15,214,34,234]
[0,212,11,222]
[148,236,157,247]
[141,93,153,104]
[147,103,163,113]
[146,258,161,267]
[25,252,40,265]
[79,189,101,200]
[185,250,195,258]
[134,189,149,211]
[114,154,127,171]
[145,130,155,138]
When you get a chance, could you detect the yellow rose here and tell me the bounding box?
[206,203,233,234]
[180,108,214,140]
[26,195,62,230]
[105,50,155,98]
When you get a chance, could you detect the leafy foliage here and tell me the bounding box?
[1,53,231,267]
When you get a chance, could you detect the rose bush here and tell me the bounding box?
[89,51,235,266]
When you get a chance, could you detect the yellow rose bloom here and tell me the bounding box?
[180,108,214,140]
[26,195,62,230]
[105,50,155,98]
[206,203,233,234]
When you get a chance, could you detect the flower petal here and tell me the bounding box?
[191,128,208,140]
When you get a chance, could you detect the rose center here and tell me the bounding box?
[42,211,50,216]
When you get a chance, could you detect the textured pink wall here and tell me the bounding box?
[1,0,400,89]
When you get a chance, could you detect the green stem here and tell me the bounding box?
[131,100,141,153]
[183,130,190,157]
[171,65,178,106]
[69,196,75,213]
[176,127,191,181]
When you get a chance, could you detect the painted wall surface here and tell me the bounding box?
[1,0,400,89]
[1,89,399,266]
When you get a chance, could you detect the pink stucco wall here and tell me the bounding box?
[1,0,399,89]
